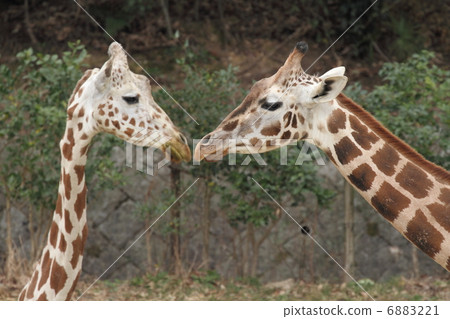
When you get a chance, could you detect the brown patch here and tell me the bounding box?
[67,103,78,120]
[371,182,411,222]
[18,289,25,301]
[281,131,291,139]
[49,221,58,247]
[104,119,109,127]
[108,104,113,110]
[37,292,48,301]
[67,273,81,300]
[99,103,106,109]
[77,122,83,131]
[74,165,84,185]
[99,109,105,116]
[395,163,433,198]
[68,69,92,105]
[59,234,67,252]
[112,120,121,130]
[283,112,292,127]
[349,115,380,150]
[325,150,337,165]
[427,203,450,233]
[77,87,84,97]
[139,121,145,128]
[80,144,90,156]
[55,193,62,217]
[333,136,363,165]
[447,258,450,271]
[70,235,87,269]
[125,128,134,137]
[261,122,281,136]
[439,188,450,204]
[50,261,68,295]
[405,209,444,258]
[327,108,346,133]
[114,107,119,114]
[62,143,72,161]
[108,111,114,117]
[64,209,73,234]
[293,132,300,140]
[122,114,129,121]
[223,120,239,131]
[292,114,298,128]
[63,170,72,200]
[371,144,400,176]
[298,114,305,125]
[80,133,89,140]
[337,94,450,183]
[129,118,136,126]
[74,184,87,220]
[38,251,51,290]
[348,163,376,192]
[26,271,39,299]
[250,137,259,146]
[78,107,85,117]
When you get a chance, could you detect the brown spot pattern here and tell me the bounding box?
[283,112,292,127]
[59,234,67,252]
[64,209,73,234]
[63,170,72,200]
[395,163,433,198]
[427,203,450,233]
[333,136,363,165]
[298,114,305,124]
[439,188,450,204]
[37,292,48,301]
[38,251,51,290]
[348,163,376,192]
[129,118,136,126]
[125,128,134,137]
[327,109,346,133]
[70,235,85,269]
[405,209,444,258]
[49,261,68,295]
[371,144,400,176]
[26,271,39,299]
[49,221,59,247]
[74,184,87,220]
[55,193,62,217]
[67,273,81,300]
[223,119,239,131]
[261,122,281,136]
[112,120,120,130]
[371,182,411,222]
[74,165,84,185]
[349,115,379,150]
[281,131,291,139]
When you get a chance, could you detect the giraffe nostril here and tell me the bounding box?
[202,134,211,144]
[179,133,188,145]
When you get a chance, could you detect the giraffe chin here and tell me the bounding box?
[161,140,192,163]
[193,146,228,162]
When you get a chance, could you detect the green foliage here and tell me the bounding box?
[0,41,124,219]
[345,50,450,169]
[191,270,221,288]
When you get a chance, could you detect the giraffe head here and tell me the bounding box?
[69,42,191,162]
[194,42,347,161]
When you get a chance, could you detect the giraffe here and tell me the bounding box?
[194,42,450,271]
[18,42,191,300]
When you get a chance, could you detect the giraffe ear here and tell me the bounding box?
[94,59,113,92]
[312,67,347,103]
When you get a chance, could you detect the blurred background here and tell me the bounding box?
[0,0,449,300]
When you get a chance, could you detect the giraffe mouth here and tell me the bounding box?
[161,138,192,163]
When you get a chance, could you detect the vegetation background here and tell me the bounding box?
[0,0,449,300]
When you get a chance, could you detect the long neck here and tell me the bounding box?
[19,121,94,300]
[309,94,450,271]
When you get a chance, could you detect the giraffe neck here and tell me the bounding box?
[19,117,95,300]
[308,94,450,271]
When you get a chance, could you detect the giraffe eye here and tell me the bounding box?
[122,95,139,104]
[261,101,282,111]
